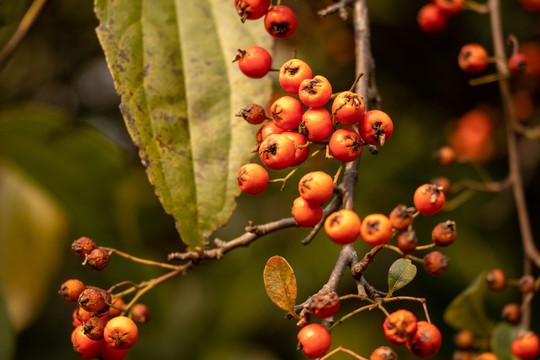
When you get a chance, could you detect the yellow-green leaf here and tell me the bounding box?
[94,0,273,249]
[263,256,297,314]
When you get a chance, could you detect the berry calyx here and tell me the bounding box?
[297,323,332,359]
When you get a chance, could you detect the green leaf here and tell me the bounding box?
[263,256,297,315]
[0,163,68,332]
[491,322,519,360]
[94,0,273,249]
[443,271,494,337]
[387,258,417,295]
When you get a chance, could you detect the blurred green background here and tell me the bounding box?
[0,0,539,359]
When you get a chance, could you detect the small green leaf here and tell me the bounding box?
[443,271,494,337]
[263,256,297,315]
[387,258,417,295]
[491,322,519,360]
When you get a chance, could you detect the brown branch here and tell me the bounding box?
[318,0,355,20]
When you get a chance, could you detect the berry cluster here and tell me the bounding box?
[417,0,464,33]
[60,237,151,359]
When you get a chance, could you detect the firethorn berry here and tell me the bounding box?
[383,309,418,345]
[450,107,494,163]
[232,46,272,79]
[413,184,445,216]
[389,204,416,231]
[297,323,332,359]
[236,104,267,125]
[131,303,151,324]
[433,0,464,16]
[309,290,340,319]
[300,108,334,142]
[104,315,139,350]
[108,298,125,318]
[264,5,297,38]
[509,53,529,74]
[423,250,449,276]
[298,75,333,108]
[279,58,313,94]
[518,0,540,12]
[502,303,522,324]
[60,279,86,302]
[458,43,489,74]
[79,288,107,313]
[258,133,296,170]
[292,197,323,227]
[86,247,110,270]
[256,121,284,143]
[324,209,362,245]
[434,145,457,167]
[359,110,393,146]
[360,214,393,246]
[72,325,106,359]
[476,353,499,360]
[406,321,442,358]
[298,171,334,205]
[237,163,269,195]
[270,95,304,131]
[512,331,540,360]
[486,268,507,291]
[234,0,270,22]
[331,91,365,125]
[454,329,475,349]
[83,316,107,340]
[417,4,448,33]
[72,236,97,259]
[328,128,363,163]
[369,346,398,360]
[284,131,310,166]
[101,345,130,360]
[518,274,536,294]
[431,220,457,246]
[397,229,418,255]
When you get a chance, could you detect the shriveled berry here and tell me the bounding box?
[131,303,151,324]
[389,204,416,231]
[370,346,398,360]
[406,321,442,358]
[423,251,449,276]
[72,325,106,359]
[72,236,97,259]
[431,220,457,246]
[309,290,340,319]
[486,269,507,291]
[397,229,418,255]
[502,303,521,324]
[383,309,418,345]
[79,288,106,313]
[86,248,110,271]
[60,279,86,302]
[237,163,269,195]
[236,104,267,125]
[83,316,108,340]
[518,274,536,294]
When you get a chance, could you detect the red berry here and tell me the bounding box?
[256,121,284,143]
[360,213,393,246]
[486,268,507,291]
[300,108,334,142]
[310,290,340,319]
[233,46,272,79]
[60,279,86,302]
[397,229,418,255]
[270,95,304,131]
[512,331,540,360]
[518,0,540,12]
[104,316,139,350]
[332,91,365,125]
[279,58,313,94]
[297,324,332,359]
[298,171,334,205]
[432,0,464,16]
[359,110,393,146]
[509,53,529,74]
[413,184,445,215]
[370,346,398,360]
[423,250,449,276]
[72,236,97,259]
[417,4,448,33]
[501,303,521,324]
[283,131,310,166]
[131,303,151,324]
[72,325,106,359]
[383,309,418,345]
[264,5,297,38]
[406,321,442,358]
[431,220,457,246]
[237,163,269,195]
[258,134,296,170]
[234,0,270,22]
[458,43,489,74]
[292,197,323,227]
[328,128,363,163]
[298,75,333,108]
[324,209,362,245]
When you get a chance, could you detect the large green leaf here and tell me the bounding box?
[0,162,68,333]
[443,271,494,337]
[94,0,273,248]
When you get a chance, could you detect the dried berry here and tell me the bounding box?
[86,248,110,271]
[431,220,457,247]
[518,274,536,294]
[60,279,86,302]
[72,236,97,259]
[131,303,151,324]
[389,204,416,231]
[79,288,106,313]
[83,316,108,340]
[486,269,507,291]
[502,303,521,324]
[309,290,340,319]
[423,251,449,276]
[397,229,418,255]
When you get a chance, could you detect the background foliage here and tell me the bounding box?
[0,0,539,359]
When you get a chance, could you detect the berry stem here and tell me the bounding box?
[101,247,179,270]
[318,346,368,360]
